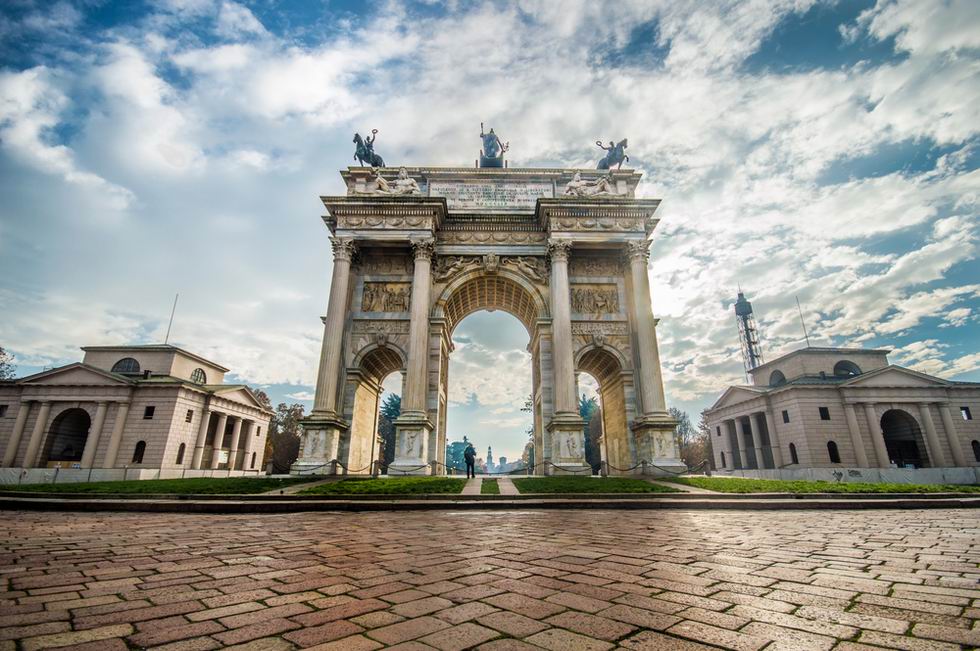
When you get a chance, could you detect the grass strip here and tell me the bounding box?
[512,476,680,494]
[1,477,318,494]
[299,476,467,495]
[481,479,500,495]
[663,476,980,494]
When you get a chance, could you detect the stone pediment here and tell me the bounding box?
[210,386,272,412]
[842,366,948,388]
[710,386,765,410]
[19,363,133,387]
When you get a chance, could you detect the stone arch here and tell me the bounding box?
[880,408,930,468]
[576,346,632,474]
[346,345,406,473]
[41,407,91,467]
[434,269,548,337]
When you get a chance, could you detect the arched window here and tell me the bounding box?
[769,370,786,386]
[834,360,862,377]
[789,443,799,465]
[175,443,186,465]
[827,440,841,463]
[250,452,257,469]
[972,440,980,462]
[132,441,146,464]
[190,368,207,384]
[720,451,726,468]
[111,358,140,375]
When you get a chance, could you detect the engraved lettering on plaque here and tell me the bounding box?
[429,181,553,211]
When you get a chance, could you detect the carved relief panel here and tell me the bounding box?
[569,256,623,278]
[359,255,412,276]
[361,282,411,312]
[572,322,632,362]
[570,284,621,318]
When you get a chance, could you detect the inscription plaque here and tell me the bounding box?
[429,180,553,211]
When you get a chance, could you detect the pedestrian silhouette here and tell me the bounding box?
[463,443,477,478]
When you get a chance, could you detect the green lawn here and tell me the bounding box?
[664,476,980,494]
[481,478,500,495]
[1,477,318,495]
[512,476,680,494]
[299,476,467,495]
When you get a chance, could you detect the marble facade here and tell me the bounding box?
[294,166,682,476]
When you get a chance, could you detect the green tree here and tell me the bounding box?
[265,402,305,473]
[446,435,469,472]
[579,394,601,471]
[670,407,710,469]
[378,393,401,470]
[0,347,15,380]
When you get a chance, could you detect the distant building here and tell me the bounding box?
[499,456,507,467]
[705,347,980,472]
[0,345,272,474]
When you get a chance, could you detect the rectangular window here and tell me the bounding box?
[962,407,973,421]
[715,426,721,437]
[782,410,790,423]
[819,407,831,421]
[185,409,194,423]
[256,426,261,437]
[0,405,7,417]
[143,406,155,420]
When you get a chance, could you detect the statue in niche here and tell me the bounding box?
[503,257,546,283]
[479,123,509,168]
[563,171,620,197]
[353,129,385,167]
[596,138,628,170]
[389,167,421,195]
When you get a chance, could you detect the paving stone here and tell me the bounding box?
[21,623,132,651]
[477,610,549,637]
[618,630,718,650]
[666,620,770,651]
[544,611,636,641]
[417,622,500,651]
[282,619,363,647]
[433,601,499,624]
[524,628,614,651]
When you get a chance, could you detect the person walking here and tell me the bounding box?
[464,442,477,479]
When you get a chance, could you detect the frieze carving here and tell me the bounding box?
[571,284,620,317]
[437,230,546,244]
[352,321,411,334]
[502,256,546,283]
[571,322,629,336]
[359,255,412,276]
[569,256,623,277]
[361,283,410,312]
[338,212,433,230]
[550,215,645,232]
[572,323,631,361]
[434,255,547,284]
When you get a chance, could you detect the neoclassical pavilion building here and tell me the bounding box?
[0,345,272,476]
[705,347,980,474]
[294,164,681,476]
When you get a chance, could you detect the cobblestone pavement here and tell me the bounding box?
[1,509,978,650]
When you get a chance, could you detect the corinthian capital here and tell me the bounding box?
[547,238,572,263]
[411,237,436,261]
[626,240,651,263]
[330,237,357,262]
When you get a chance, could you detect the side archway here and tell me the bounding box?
[345,345,406,473]
[576,346,631,474]
[880,409,930,468]
[40,408,91,467]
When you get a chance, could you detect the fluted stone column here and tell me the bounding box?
[762,410,784,467]
[938,403,966,467]
[80,402,109,469]
[227,417,244,470]
[863,403,890,467]
[313,237,357,416]
[22,401,52,468]
[2,402,31,467]
[390,238,436,475]
[734,417,760,470]
[104,401,131,468]
[239,420,255,470]
[210,413,229,469]
[843,403,870,468]
[917,403,947,467]
[544,239,587,473]
[192,406,212,469]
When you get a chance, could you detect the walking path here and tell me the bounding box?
[496,476,519,495]
[461,477,482,495]
[648,478,717,493]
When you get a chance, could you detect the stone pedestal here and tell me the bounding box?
[389,413,433,475]
[632,415,685,476]
[292,416,344,475]
[546,413,590,475]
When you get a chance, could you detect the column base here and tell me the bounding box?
[389,413,434,475]
[290,415,346,475]
[546,413,590,475]
[632,414,685,477]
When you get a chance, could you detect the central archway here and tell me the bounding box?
[41,408,91,467]
[434,271,547,475]
[881,409,929,468]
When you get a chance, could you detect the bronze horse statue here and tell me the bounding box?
[353,129,385,167]
[596,138,628,170]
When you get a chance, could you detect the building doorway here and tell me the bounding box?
[880,409,929,468]
[41,408,91,467]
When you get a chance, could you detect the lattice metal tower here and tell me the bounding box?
[734,290,764,377]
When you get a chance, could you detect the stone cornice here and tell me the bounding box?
[321,196,448,236]
[537,198,662,237]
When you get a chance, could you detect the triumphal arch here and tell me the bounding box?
[292,158,681,476]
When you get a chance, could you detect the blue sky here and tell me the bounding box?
[1,0,978,461]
